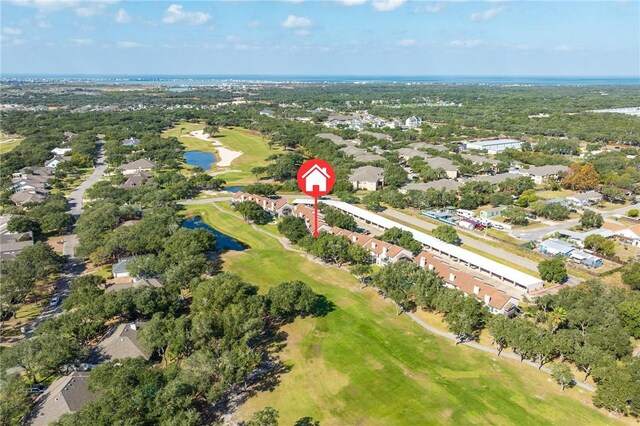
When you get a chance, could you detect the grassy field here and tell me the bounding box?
[162,122,276,184]
[183,202,621,426]
[0,132,22,154]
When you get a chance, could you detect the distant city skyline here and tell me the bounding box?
[1,0,639,77]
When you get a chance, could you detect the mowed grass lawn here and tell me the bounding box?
[184,202,620,426]
[0,132,23,154]
[162,122,276,184]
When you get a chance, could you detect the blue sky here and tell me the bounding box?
[1,0,638,76]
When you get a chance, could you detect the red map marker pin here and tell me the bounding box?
[297,159,336,237]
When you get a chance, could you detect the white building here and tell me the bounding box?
[293,199,543,292]
[405,116,422,129]
[465,139,523,154]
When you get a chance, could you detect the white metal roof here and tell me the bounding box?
[467,139,523,147]
[293,198,543,290]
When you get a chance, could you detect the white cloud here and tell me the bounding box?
[397,38,417,47]
[424,3,444,13]
[372,0,405,12]
[234,44,250,50]
[162,4,211,25]
[75,4,106,17]
[295,29,310,36]
[554,44,573,52]
[12,39,28,46]
[470,7,503,22]
[3,27,23,35]
[116,41,143,48]
[283,0,304,3]
[70,38,93,45]
[449,39,484,48]
[115,8,131,23]
[281,15,311,28]
[10,0,120,11]
[337,0,367,5]
[248,19,260,28]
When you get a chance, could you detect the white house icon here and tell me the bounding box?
[302,164,330,193]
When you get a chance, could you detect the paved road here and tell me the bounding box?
[62,234,79,258]
[28,142,106,334]
[68,142,107,216]
[511,203,635,241]
[382,208,541,271]
[381,208,581,288]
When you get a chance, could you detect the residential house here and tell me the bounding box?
[361,131,392,142]
[475,173,520,185]
[93,323,150,361]
[512,165,569,184]
[122,137,141,147]
[400,179,462,193]
[316,133,346,145]
[479,206,507,220]
[231,192,292,217]
[12,166,55,179]
[405,116,422,129]
[325,113,352,128]
[0,215,13,234]
[105,278,163,293]
[408,142,448,152]
[44,155,71,169]
[461,154,500,166]
[428,157,459,179]
[358,236,412,266]
[51,147,72,156]
[63,131,78,141]
[465,139,523,154]
[259,109,275,117]
[120,171,154,188]
[414,251,519,315]
[118,158,158,176]
[566,191,603,207]
[348,166,384,191]
[569,250,604,268]
[539,239,575,256]
[397,148,430,161]
[112,258,133,279]
[10,175,49,193]
[11,190,48,206]
[30,372,96,426]
[556,228,614,248]
[353,153,385,163]
[0,231,34,260]
[615,224,640,246]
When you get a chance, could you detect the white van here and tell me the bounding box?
[456,209,476,219]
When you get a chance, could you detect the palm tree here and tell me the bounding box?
[548,306,568,333]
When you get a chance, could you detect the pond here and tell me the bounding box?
[224,186,245,193]
[184,150,216,171]
[182,216,247,251]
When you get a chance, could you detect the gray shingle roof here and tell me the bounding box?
[348,166,384,183]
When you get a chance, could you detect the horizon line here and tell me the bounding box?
[2,73,639,79]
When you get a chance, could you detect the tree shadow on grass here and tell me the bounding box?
[310,295,335,318]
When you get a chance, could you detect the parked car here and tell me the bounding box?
[49,297,60,306]
[29,384,45,395]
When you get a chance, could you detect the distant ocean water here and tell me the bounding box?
[1,74,639,86]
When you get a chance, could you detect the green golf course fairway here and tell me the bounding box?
[184,203,620,426]
[162,122,275,184]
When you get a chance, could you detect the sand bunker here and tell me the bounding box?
[216,147,243,167]
[190,130,222,146]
